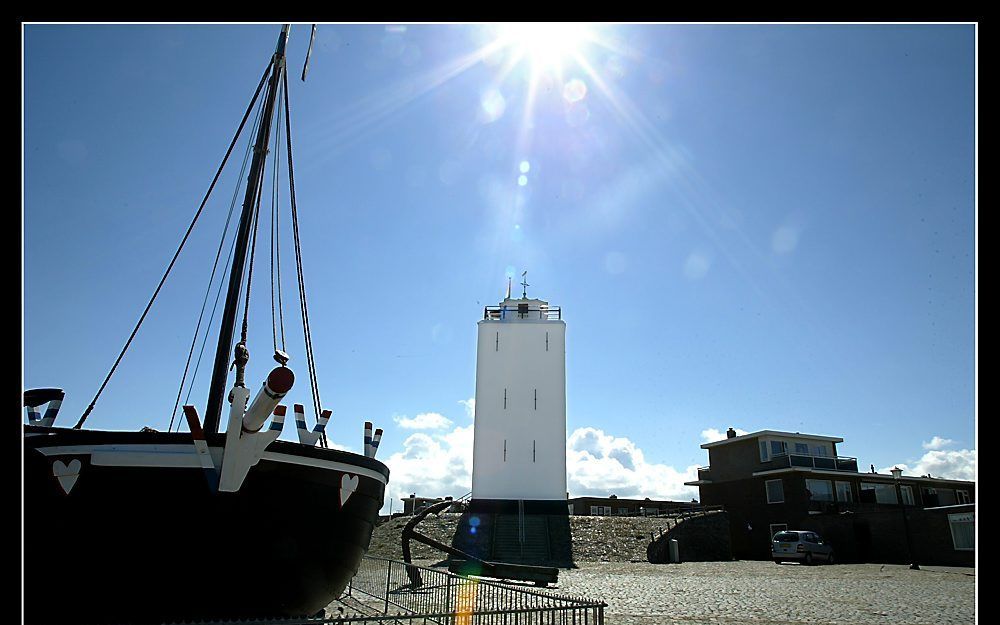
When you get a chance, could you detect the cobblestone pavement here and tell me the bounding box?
[551,561,975,625]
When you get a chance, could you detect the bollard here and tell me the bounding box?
[669,539,680,563]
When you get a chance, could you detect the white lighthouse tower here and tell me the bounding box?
[470,276,567,513]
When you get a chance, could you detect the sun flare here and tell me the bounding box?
[496,23,592,77]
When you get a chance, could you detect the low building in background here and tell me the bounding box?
[686,428,975,565]
[568,496,705,516]
[398,494,459,516]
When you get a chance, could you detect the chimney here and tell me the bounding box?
[726,427,737,439]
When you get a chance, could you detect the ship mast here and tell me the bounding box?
[203,25,290,435]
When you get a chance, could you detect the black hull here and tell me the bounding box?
[24,428,389,625]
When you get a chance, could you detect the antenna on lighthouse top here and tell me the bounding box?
[520,271,529,299]
[506,276,512,299]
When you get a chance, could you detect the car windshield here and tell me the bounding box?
[773,532,799,542]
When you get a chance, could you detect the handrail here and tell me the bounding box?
[483,305,561,321]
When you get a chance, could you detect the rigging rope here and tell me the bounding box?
[75,59,275,430]
[168,91,267,433]
[270,86,287,354]
[282,70,328,448]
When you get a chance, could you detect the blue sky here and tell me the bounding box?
[23,24,976,511]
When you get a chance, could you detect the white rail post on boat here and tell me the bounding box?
[364,421,374,457]
[293,403,325,446]
[269,404,287,433]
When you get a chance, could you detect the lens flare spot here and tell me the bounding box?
[519,160,531,174]
[479,88,506,123]
[562,78,587,103]
[518,175,528,186]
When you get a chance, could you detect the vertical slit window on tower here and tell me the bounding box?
[503,388,507,409]
[546,332,549,351]
[495,331,499,351]
[503,439,507,462]
[533,440,536,462]
[534,389,537,410]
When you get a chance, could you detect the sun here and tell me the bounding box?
[495,23,593,79]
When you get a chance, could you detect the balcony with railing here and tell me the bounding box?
[763,453,858,472]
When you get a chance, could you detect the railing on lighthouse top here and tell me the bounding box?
[483,301,561,321]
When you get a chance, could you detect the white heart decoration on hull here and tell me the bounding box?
[340,474,359,507]
[52,459,82,494]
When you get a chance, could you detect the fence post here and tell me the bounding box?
[446,573,453,623]
[384,559,392,614]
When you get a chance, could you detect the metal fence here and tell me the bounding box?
[346,556,605,625]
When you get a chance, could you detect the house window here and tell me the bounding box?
[616,507,629,516]
[836,481,853,503]
[936,489,958,506]
[900,485,915,506]
[766,479,785,503]
[794,442,810,455]
[956,490,971,504]
[861,482,898,505]
[770,441,787,457]
[769,523,788,539]
[811,444,829,457]
[760,441,769,462]
[948,513,974,550]
[589,506,611,516]
[805,479,834,502]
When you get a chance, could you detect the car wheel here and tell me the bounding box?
[826,553,835,565]
[804,553,813,566]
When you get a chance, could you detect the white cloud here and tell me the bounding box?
[458,397,475,420]
[567,427,700,501]
[379,409,701,513]
[881,447,976,482]
[700,427,748,443]
[922,436,955,450]
[381,424,474,513]
[393,412,453,430]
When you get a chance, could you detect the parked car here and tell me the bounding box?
[772,530,835,565]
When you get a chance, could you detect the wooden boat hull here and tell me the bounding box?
[24,427,388,625]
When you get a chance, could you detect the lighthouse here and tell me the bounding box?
[470,277,567,514]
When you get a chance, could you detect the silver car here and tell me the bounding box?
[772,530,835,565]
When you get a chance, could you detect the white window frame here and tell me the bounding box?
[769,523,788,539]
[862,482,898,505]
[948,513,974,551]
[836,481,853,503]
[956,490,971,504]
[805,479,835,502]
[811,444,829,457]
[900,485,915,506]
[765,479,785,504]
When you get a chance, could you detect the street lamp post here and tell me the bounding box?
[891,467,920,570]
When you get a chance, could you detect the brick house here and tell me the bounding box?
[685,428,975,565]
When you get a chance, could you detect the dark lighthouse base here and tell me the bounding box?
[450,499,575,571]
